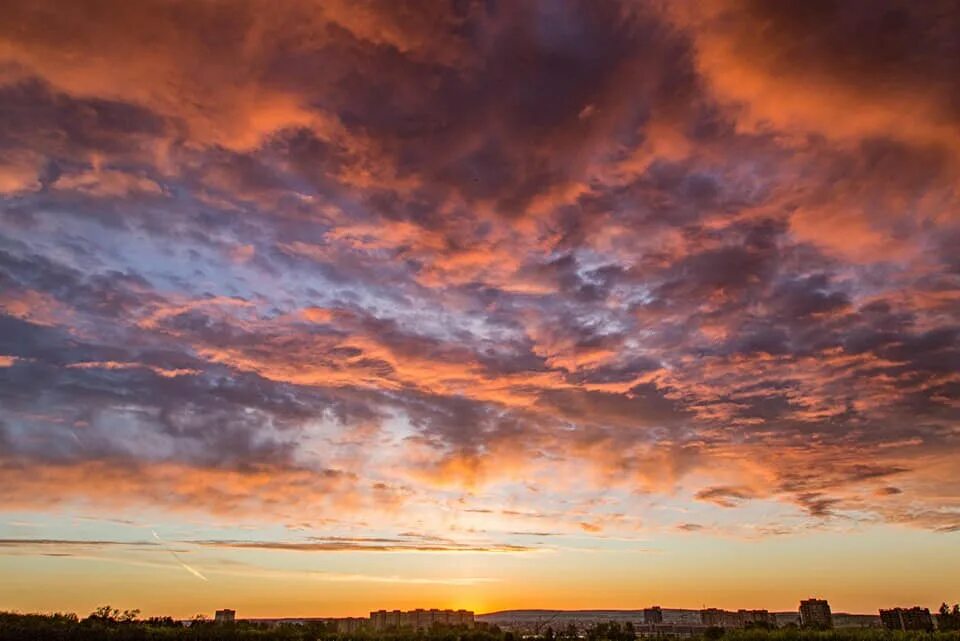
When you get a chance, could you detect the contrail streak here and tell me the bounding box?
[152,530,208,581]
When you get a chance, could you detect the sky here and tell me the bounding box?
[0,0,959,620]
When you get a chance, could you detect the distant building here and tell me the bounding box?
[370,610,397,629]
[700,609,742,628]
[644,607,663,624]
[214,609,235,624]
[370,609,474,630]
[800,599,833,629]
[635,623,709,638]
[738,610,775,628]
[880,607,934,632]
[336,618,369,633]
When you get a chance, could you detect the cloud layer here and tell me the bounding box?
[1,0,958,542]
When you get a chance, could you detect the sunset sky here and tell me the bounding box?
[1,0,959,619]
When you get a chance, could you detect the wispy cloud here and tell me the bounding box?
[191,537,540,554]
[0,538,158,548]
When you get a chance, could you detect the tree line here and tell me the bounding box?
[3,608,960,641]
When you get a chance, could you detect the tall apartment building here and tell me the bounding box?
[214,609,236,624]
[644,607,664,624]
[370,609,474,630]
[880,607,934,632]
[800,599,833,629]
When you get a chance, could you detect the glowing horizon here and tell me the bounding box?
[0,0,958,619]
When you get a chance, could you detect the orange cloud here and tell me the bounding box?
[671,0,960,152]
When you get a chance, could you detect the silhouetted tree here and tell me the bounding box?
[8,611,960,641]
[120,608,142,623]
[583,621,638,641]
[939,604,960,631]
[88,605,122,623]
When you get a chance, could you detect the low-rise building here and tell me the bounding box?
[880,607,934,632]
[700,609,742,628]
[699,608,775,629]
[738,610,775,627]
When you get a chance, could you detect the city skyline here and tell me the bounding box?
[5,602,960,641]
[7,598,956,624]
[1,0,959,620]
